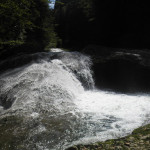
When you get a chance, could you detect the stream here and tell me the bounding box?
[0,48,150,150]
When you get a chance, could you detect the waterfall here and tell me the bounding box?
[0,49,150,150]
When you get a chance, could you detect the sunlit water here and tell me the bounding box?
[0,49,150,150]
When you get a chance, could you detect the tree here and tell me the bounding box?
[0,0,33,45]
[0,0,58,51]
[55,0,150,49]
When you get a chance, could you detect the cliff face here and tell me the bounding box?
[55,0,150,49]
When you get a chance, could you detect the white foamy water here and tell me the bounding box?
[73,91,150,142]
[50,48,63,52]
[0,49,150,150]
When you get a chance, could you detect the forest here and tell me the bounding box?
[55,0,150,49]
[1,0,150,52]
[0,0,59,55]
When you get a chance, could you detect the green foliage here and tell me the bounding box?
[55,0,96,47]
[78,0,95,20]
[0,0,59,51]
[56,0,95,20]
[0,0,33,43]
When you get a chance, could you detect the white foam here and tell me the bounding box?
[30,112,39,118]
[73,90,150,143]
[50,48,63,52]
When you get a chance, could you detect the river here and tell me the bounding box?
[0,49,150,150]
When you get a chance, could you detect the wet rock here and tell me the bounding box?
[67,146,78,150]
[67,124,150,150]
[83,45,150,93]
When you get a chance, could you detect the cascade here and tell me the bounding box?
[0,49,150,150]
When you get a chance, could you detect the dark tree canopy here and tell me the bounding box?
[0,0,59,51]
[55,0,150,49]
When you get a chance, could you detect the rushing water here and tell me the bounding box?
[0,48,150,150]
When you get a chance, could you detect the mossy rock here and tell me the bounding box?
[67,124,150,150]
[0,116,28,150]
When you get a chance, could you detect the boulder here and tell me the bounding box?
[83,45,150,93]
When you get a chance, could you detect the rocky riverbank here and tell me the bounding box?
[82,45,150,93]
[67,124,150,150]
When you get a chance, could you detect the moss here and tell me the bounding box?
[67,124,150,150]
